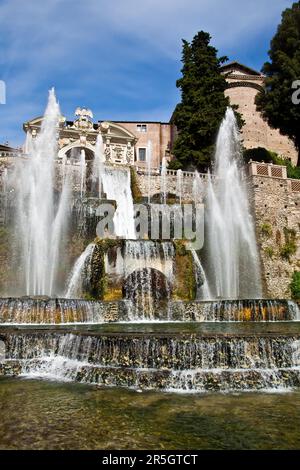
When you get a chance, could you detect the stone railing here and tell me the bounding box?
[289,178,300,192]
[248,160,300,192]
[0,151,22,160]
[248,161,288,179]
[134,164,209,180]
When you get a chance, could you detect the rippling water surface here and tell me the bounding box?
[1,377,300,450]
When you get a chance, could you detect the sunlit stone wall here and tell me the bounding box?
[249,165,300,298]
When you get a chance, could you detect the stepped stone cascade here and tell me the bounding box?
[170,299,300,322]
[0,298,131,324]
[1,331,300,392]
[0,298,299,324]
[0,95,299,394]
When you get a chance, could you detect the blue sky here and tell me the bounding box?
[0,0,296,146]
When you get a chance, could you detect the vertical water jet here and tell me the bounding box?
[13,89,70,296]
[205,108,262,299]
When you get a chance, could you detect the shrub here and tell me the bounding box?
[260,223,273,237]
[280,243,296,261]
[167,159,183,170]
[264,247,274,258]
[280,228,297,261]
[243,147,274,164]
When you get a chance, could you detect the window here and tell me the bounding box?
[137,124,147,132]
[138,147,147,162]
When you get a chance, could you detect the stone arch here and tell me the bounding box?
[122,267,171,301]
[58,140,95,160]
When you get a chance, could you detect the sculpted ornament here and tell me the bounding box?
[104,146,111,162]
[73,107,94,130]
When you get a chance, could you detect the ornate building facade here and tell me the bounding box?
[23,109,172,169]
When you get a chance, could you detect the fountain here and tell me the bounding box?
[0,96,299,394]
[12,89,70,296]
[191,249,211,300]
[147,140,152,204]
[100,166,136,239]
[65,243,95,298]
[1,330,300,391]
[91,133,104,198]
[176,169,182,205]
[79,149,86,198]
[204,108,262,299]
[192,171,203,204]
[123,240,174,319]
[160,156,167,205]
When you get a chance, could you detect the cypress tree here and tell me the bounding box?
[171,31,232,171]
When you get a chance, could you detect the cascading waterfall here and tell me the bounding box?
[191,250,212,300]
[205,108,262,299]
[2,89,300,400]
[0,297,130,324]
[0,297,298,324]
[65,243,95,298]
[169,299,300,321]
[12,89,70,296]
[100,166,136,239]
[123,240,174,319]
[2,331,300,391]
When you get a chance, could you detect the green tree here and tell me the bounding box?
[256,2,300,166]
[171,31,232,171]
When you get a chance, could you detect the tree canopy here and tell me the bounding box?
[171,31,231,171]
[256,1,300,166]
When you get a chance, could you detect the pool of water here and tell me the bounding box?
[1,377,300,449]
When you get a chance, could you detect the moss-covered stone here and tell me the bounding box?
[173,240,196,300]
[89,238,123,300]
[130,167,143,203]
